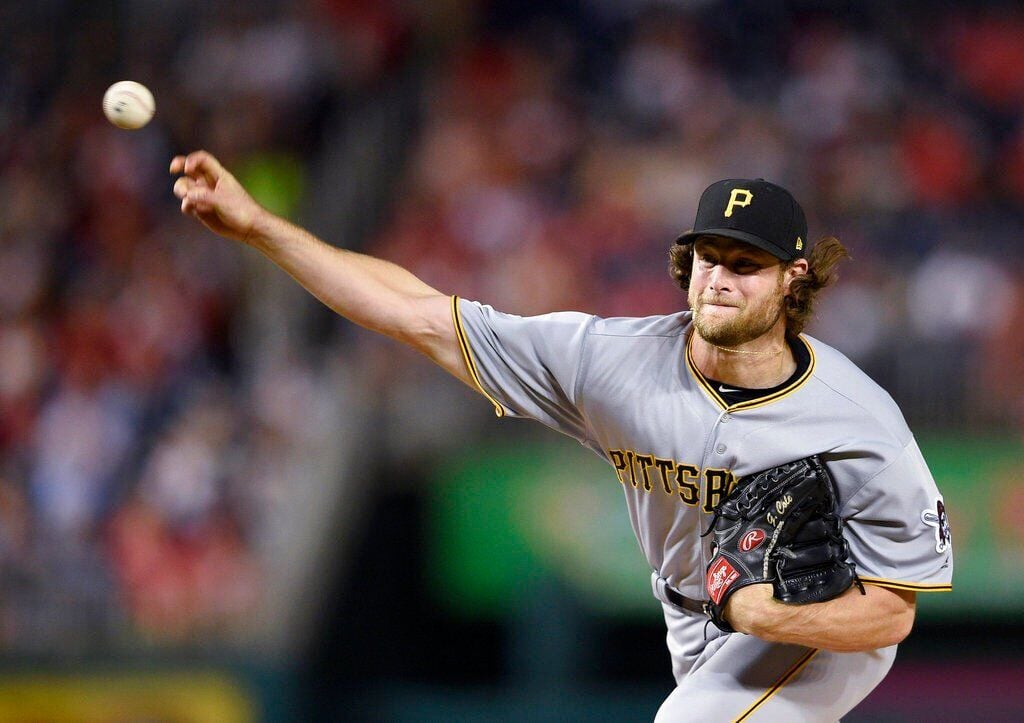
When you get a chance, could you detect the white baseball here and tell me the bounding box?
[102,81,155,130]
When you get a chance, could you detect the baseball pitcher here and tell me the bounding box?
[172,153,952,721]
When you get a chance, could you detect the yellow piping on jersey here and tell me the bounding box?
[685,332,816,412]
[451,296,505,417]
[858,576,953,593]
[733,648,819,722]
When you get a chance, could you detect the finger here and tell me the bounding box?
[169,155,187,174]
[188,186,219,216]
[184,150,225,186]
[173,176,194,199]
[187,186,213,207]
[181,195,205,218]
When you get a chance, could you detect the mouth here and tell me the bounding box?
[700,299,739,310]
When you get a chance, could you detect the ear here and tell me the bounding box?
[783,259,809,295]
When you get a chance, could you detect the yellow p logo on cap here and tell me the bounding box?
[724,189,753,217]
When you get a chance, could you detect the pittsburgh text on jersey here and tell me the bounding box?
[607,448,737,513]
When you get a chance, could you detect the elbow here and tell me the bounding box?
[859,587,917,651]
[393,294,450,348]
[854,604,915,652]
[883,589,917,648]
[827,600,916,653]
[884,606,915,647]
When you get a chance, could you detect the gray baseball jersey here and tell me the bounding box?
[452,296,952,721]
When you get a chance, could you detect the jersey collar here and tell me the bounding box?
[684,331,816,412]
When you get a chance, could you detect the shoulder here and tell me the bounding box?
[457,298,599,338]
[590,310,692,338]
[580,312,692,387]
[803,334,911,442]
[460,299,691,342]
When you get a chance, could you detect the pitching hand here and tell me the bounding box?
[170,150,265,244]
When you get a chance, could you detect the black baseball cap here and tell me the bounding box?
[675,179,808,260]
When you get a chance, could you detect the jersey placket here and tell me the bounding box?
[697,406,735,590]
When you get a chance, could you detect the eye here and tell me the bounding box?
[737,256,770,272]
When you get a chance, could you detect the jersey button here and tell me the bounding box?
[721,414,730,423]
[716,444,727,454]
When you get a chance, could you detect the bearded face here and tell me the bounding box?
[688,265,787,347]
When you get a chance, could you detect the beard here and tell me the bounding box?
[689,279,786,347]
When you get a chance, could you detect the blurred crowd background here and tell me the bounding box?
[2,0,1023,720]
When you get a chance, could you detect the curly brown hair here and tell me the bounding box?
[668,237,850,335]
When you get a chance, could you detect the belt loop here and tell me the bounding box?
[651,572,669,604]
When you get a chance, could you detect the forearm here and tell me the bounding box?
[171,150,469,383]
[726,584,915,652]
[248,213,441,341]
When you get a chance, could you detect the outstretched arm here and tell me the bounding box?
[170,150,471,386]
[724,583,916,652]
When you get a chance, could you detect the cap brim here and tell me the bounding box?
[675,228,796,260]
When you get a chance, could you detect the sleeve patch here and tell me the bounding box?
[921,498,951,554]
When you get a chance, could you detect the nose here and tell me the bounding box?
[706,263,734,293]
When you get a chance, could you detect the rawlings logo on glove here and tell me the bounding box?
[739,529,766,552]
[707,557,741,605]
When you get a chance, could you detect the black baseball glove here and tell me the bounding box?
[702,455,862,633]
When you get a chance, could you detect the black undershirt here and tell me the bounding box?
[704,337,811,406]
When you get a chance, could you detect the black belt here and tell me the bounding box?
[664,586,707,615]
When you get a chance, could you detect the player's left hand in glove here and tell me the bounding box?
[702,455,861,633]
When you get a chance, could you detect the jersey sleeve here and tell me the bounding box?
[839,438,953,593]
[453,297,594,442]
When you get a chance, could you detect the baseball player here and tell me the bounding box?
[171,152,952,721]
